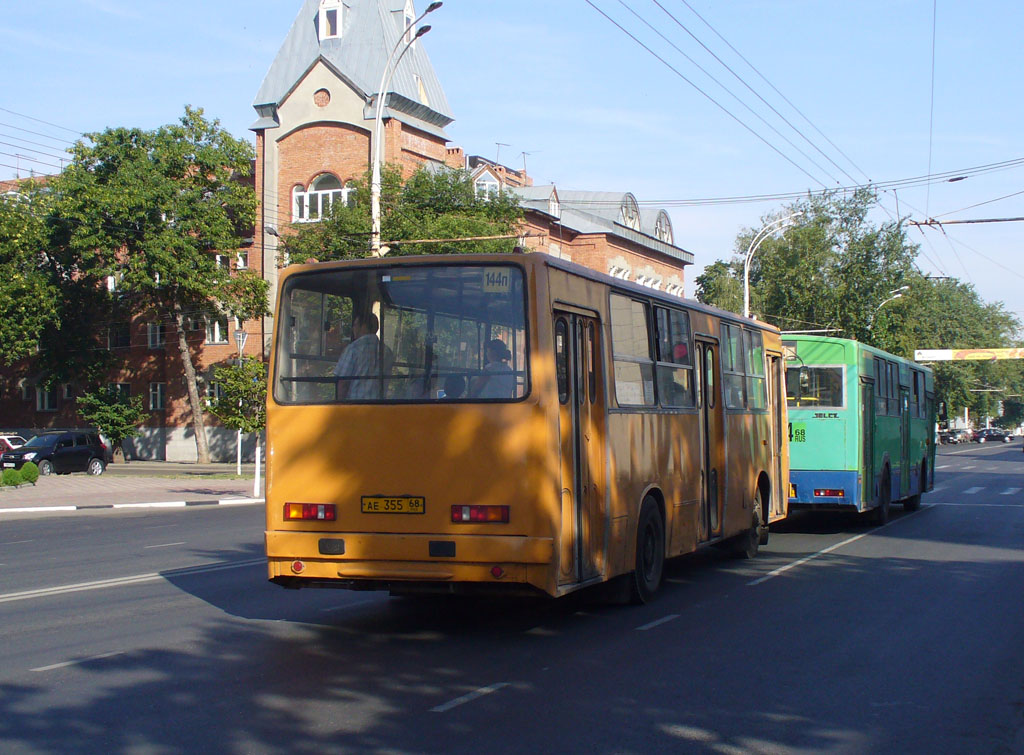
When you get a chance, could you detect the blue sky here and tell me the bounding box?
[2,1,1021,326]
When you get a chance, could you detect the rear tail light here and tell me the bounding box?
[284,503,337,521]
[451,505,509,523]
[814,489,845,498]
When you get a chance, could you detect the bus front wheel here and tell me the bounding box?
[903,460,925,511]
[731,489,764,559]
[629,497,665,604]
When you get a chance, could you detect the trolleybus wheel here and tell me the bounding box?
[903,460,924,511]
[874,470,891,525]
[629,497,665,604]
[732,490,763,559]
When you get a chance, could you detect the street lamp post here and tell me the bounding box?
[868,286,909,329]
[370,2,442,257]
[233,328,248,476]
[743,212,802,318]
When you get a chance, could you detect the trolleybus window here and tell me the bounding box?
[721,323,746,409]
[654,306,695,408]
[610,294,654,406]
[744,329,767,410]
[786,365,844,408]
[274,265,528,403]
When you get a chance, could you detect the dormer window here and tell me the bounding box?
[319,0,343,41]
[655,210,673,244]
[549,194,560,219]
[620,194,640,231]
[404,0,416,45]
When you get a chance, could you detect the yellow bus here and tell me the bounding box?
[265,253,788,601]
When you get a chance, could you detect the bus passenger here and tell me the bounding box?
[442,375,466,399]
[333,312,392,399]
[470,339,516,398]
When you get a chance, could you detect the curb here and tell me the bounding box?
[0,497,264,515]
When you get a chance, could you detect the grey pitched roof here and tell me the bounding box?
[509,187,693,265]
[253,0,453,136]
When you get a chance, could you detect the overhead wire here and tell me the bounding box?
[583,0,829,189]
[614,0,841,187]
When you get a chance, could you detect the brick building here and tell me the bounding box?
[0,0,693,461]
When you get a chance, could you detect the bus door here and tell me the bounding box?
[554,311,605,584]
[900,388,911,497]
[767,354,785,518]
[695,338,724,541]
[861,380,874,505]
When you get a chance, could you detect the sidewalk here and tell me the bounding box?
[0,461,264,517]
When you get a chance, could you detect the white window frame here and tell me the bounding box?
[206,315,229,345]
[204,381,225,407]
[319,0,343,41]
[292,175,354,223]
[474,176,500,199]
[36,386,58,412]
[149,382,167,411]
[148,322,167,349]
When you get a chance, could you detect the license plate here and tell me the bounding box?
[361,496,425,514]
[2,463,13,468]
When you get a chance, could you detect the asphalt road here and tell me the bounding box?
[1,444,1022,754]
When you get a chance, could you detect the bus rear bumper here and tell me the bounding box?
[265,530,555,594]
[788,470,863,511]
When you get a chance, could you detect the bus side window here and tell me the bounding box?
[555,318,569,405]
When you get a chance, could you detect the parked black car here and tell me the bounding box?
[0,431,109,475]
[972,428,1013,444]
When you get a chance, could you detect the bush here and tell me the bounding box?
[20,461,39,484]
[2,468,23,487]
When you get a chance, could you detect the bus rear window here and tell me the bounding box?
[274,265,528,404]
[786,366,844,408]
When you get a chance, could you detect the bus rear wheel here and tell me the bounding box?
[874,470,891,525]
[629,497,665,604]
[903,460,925,511]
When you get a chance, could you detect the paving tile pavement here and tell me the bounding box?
[0,470,264,515]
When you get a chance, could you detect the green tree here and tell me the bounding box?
[283,165,524,264]
[0,185,60,365]
[696,189,1022,420]
[50,106,268,462]
[207,356,267,436]
[76,387,150,461]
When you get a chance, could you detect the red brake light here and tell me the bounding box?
[284,503,337,521]
[814,489,845,498]
[451,505,509,523]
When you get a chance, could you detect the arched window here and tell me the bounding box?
[292,174,355,222]
[404,0,416,45]
[319,0,343,41]
[655,210,673,244]
[620,193,640,230]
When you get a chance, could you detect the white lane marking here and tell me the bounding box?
[930,485,945,493]
[747,507,930,587]
[32,651,124,673]
[964,487,983,495]
[936,464,950,469]
[431,682,510,713]
[931,502,1024,508]
[143,542,186,549]
[1001,488,1021,496]
[319,598,378,613]
[1,539,35,545]
[0,507,76,514]
[0,558,265,604]
[962,465,977,470]
[636,614,680,631]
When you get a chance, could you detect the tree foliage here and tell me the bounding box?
[76,387,150,458]
[207,356,267,435]
[0,186,60,366]
[695,189,1023,423]
[48,106,267,462]
[283,165,524,264]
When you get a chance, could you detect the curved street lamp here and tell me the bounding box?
[370,2,442,257]
[743,212,802,318]
[868,286,909,329]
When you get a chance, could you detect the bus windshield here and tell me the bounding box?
[786,365,844,408]
[274,263,528,404]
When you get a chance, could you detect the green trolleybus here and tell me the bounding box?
[784,335,936,523]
